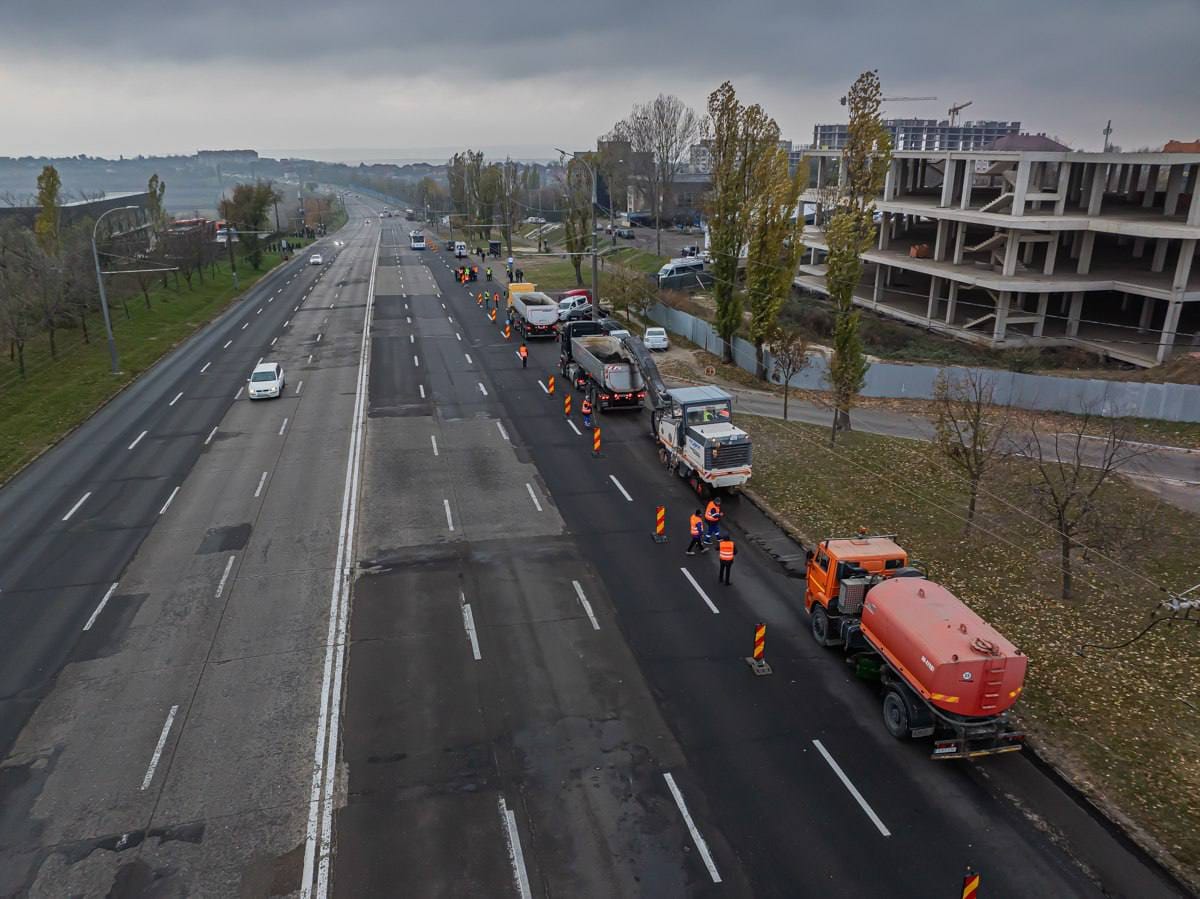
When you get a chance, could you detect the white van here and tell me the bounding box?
[454,241,468,258]
[657,258,707,289]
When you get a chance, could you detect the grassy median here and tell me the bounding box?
[743,413,1200,884]
[0,250,293,485]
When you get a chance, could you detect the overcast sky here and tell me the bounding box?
[2,0,1196,160]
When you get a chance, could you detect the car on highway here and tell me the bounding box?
[615,228,635,239]
[309,253,323,266]
[643,327,670,351]
[248,362,285,399]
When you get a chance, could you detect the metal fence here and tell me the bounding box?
[646,303,1200,423]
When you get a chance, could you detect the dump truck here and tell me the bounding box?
[565,335,646,410]
[511,290,559,338]
[805,534,1026,759]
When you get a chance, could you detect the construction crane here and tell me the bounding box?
[840,95,937,107]
[947,100,974,126]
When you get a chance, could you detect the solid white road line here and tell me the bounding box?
[498,796,533,899]
[271,337,278,346]
[222,339,232,349]
[609,475,633,502]
[169,391,182,406]
[525,482,542,512]
[296,380,304,395]
[456,332,462,341]
[410,334,414,344]
[571,580,601,631]
[242,322,249,330]
[478,382,488,396]
[680,568,720,614]
[465,353,473,364]
[538,380,548,394]
[279,417,290,436]
[128,430,148,450]
[430,434,439,456]
[158,486,180,515]
[215,554,236,598]
[62,492,91,522]
[419,384,426,399]
[496,421,509,441]
[305,230,376,899]
[204,426,218,446]
[567,421,582,436]
[140,705,180,791]
[254,471,268,498]
[200,362,211,374]
[443,499,454,531]
[461,596,482,661]
[663,773,722,883]
[83,582,119,632]
[812,740,892,837]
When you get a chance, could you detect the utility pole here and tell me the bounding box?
[90,205,138,374]
[273,199,280,233]
[1102,119,1114,153]
[226,224,239,289]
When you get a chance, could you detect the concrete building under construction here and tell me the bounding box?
[794,148,1200,367]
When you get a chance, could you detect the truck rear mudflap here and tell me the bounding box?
[524,322,557,338]
[597,390,645,409]
[930,727,1025,760]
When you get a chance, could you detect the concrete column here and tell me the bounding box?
[993,291,1011,340]
[882,160,894,201]
[946,281,959,323]
[1151,238,1169,273]
[960,164,974,209]
[927,277,941,320]
[815,156,825,190]
[1138,296,1155,334]
[1077,232,1096,275]
[1189,185,1200,226]
[1158,299,1183,363]
[1022,237,1036,265]
[1054,162,1071,215]
[1126,165,1142,203]
[1043,232,1060,275]
[1174,239,1196,290]
[1070,231,1083,260]
[1011,158,1031,216]
[934,219,949,260]
[1002,231,1021,276]
[1143,165,1159,207]
[1066,292,1084,337]
[873,267,884,302]
[1120,293,1129,312]
[1133,238,1146,258]
[1033,292,1050,337]
[1164,164,1186,215]
[940,158,956,207]
[953,221,967,265]
[1087,163,1107,216]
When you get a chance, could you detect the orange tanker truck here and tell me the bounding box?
[805,533,1027,760]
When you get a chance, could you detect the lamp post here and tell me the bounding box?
[91,204,138,374]
[556,148,598,320]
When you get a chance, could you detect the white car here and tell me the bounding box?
[557,295,590,320]
[309,253,323,266]
[643,327,670,351]
[248,362,285,399]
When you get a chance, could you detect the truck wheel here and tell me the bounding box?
[810,606,833,646]
[882,690,911,740]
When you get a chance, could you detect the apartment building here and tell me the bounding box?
[813,120,1021,152]
[794,148,1200,367]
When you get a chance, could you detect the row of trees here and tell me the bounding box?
[1,165,286,379]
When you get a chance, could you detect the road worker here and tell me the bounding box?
[518,343,528,368]
[703,496,722,544]
[581,395,593,428]
[686,509,706,555]
[718,535,736,585]
[486,266,492,281]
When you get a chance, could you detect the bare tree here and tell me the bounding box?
[767,324,810,420]
[1026,409,1144,600]
[0,223,38,376]
[931,370,1011,533]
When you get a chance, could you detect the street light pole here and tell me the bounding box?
[557,148,599,320]
[91,204,138,374]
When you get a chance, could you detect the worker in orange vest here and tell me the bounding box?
[581,396,593,428]
[718,536,736,585]
[703,497,722,544]
[686,509,706,555]
[518,343,528,368]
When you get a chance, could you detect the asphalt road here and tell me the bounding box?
[0,198,1187,897]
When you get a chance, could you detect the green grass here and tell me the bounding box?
[0,250,290,485]
[518,247,665,295]
[744,414,1200,884]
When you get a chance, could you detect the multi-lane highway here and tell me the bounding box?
[0,200,1187,897]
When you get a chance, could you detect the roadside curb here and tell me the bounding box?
[737,483,1197,896]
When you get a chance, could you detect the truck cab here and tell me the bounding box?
[804,535,909,646]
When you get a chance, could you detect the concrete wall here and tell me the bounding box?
[647,302,1200,423]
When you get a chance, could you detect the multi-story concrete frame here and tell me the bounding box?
[796,149,1200,366]
[814,119,1020,152]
